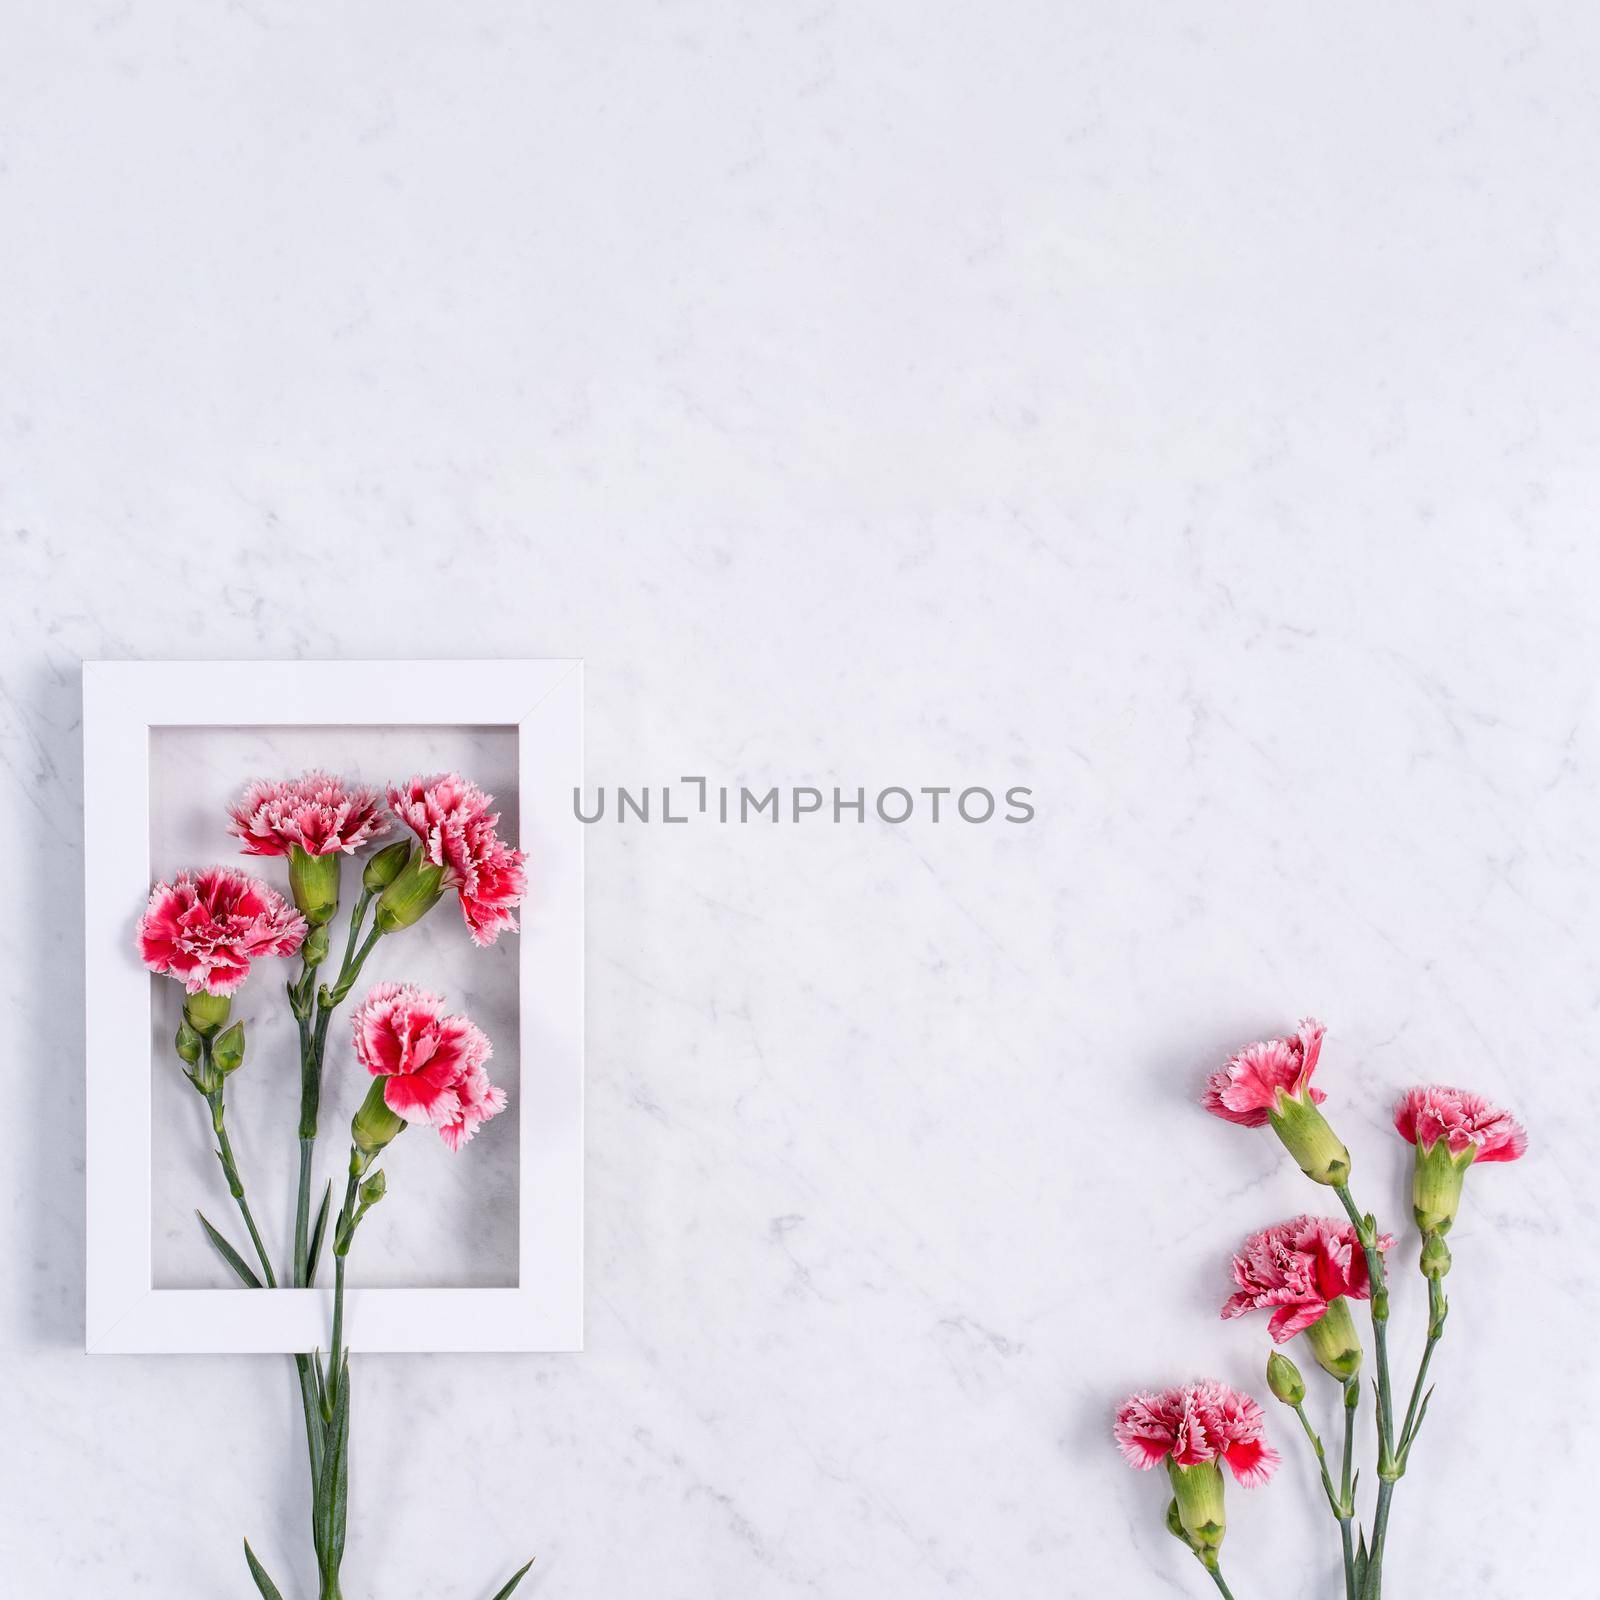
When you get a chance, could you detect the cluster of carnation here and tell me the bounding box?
[137,770,525,1149]
[133,768,536,1600]
[1115,1019,1527,1592]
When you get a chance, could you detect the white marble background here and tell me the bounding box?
[2,4,1597,1597]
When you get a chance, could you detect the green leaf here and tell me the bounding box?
[489,1559,535,1599]
[242,1539,286,1599]
[295,1354,325,1486]
[315,1364,352,1576]
[307,1180,334,1284]
[196,1211,262,1288]
[328,1367,352,1573]
[1354,1528,1369,1597]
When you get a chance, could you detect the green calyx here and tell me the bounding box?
[1268,1092,1351,1186]
[1302,1295,1363,1380]
[288,844,341,928]
[183,990,232,1037]
[1412,1138,1472,1235]
[373,846,446,935]
[351,1076,407,1158]
[1167,1459,1226,1554]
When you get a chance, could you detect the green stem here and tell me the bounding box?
[1340,1377,1358,1600]
[288,886,376,1599]
[1201,1559,1239,1600]
[1334,1184,1395,1461]
[1399,1275,1447,1456]
[199,1041,276,1289]
[293,887,375,1279]
[215,1116,276,1288]
[1365,1479,1395,1598]
[329,1165,359,1371]
[1291,1400,1343,1516]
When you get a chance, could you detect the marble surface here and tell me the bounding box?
[3,4,1598,1596]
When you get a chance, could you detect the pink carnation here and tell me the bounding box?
[1114,1381,1279,1487]
[138,867,307,996]
[1203,1018,1327,1127]
[1222,1215,1393,1341]
[352,982,507,1150]
[1394,1086,1527,1164]
[388,773,528,947]
[228,771,388,858]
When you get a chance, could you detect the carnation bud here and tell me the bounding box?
[1166,1459,1226,1554]
[373,848,447,936]
[1411,1138,1471,1236]
[1302,1296,1363,1381]
[363,839,412,893]
[359,1168,387,1209]
[1266,1350,1306,1406]
[352,1076,406,1157]
[1420,1232,1453,1280]
[1267,1093,1351,1186]
[174,1018,203,1065]
[212,1021,247,1077]
[288,843,340,928]
[302,923,331,967]
[183,990,232,1037]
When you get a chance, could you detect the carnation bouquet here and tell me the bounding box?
[137,770,535,1600]
[1115,1020,1526,1599]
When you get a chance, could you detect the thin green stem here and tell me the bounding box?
[1333,1181,1398,1600]
[330,1254,348,1387]
[1292,1401,1343,1516]
[215,1114,277,1288]
[293,886,375,1277]
[1201,1559,1239,1600]
[1365,1479,1395,1598]
[197,1033,275,1288]
[1399,1275,1447,1456]
[328,1156,363,1403]
[339,886,375,971]
[1292,1382,1357,1600]
[1340,1377,1358,1600]
[1334,1184,1395,1458]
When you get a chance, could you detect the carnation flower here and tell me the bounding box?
[1115,1381,1279,1486]
[351,982,506,1149]
[1395,1084,1526,1236]
[1114,1382,1278,1556]
[228,772,389,927]
[383,774,528,947]
[437,1061,509,1153]
[1203,1019,1351,1185]
[227,771,388,858]
[1394,1085,1527,1164]
[1203,1020,1326,1126]
[1223,1215,1393,1379]
[138,867,307,996]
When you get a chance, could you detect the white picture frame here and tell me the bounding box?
[83,659,584,1355]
